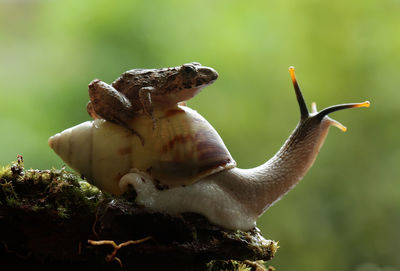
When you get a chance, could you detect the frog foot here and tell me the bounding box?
[86,101,101,120]
[88,236,152,267]
[138,86,158,130]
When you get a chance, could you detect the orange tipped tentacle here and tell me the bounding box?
[289,66,309,119]
[316,101,370,119]
[320,101,370,132]
[328,118,347,132]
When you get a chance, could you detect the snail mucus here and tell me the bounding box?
[49,63,370,231]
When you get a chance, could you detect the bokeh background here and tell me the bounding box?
[0,0,399,270]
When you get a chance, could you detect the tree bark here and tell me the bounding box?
[0,156,278,270]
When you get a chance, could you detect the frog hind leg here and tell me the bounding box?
[88,79,145,144]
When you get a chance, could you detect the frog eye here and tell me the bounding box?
[182,64,196,74]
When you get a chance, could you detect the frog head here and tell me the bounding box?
[159,62,218,104]
[178,62,218,88]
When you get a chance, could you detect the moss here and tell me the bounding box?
[5,197,21,208]
[206,259,268,271]
[223,230,279,258]
[0,155,103,219]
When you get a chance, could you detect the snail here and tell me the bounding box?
[48,65,370,231]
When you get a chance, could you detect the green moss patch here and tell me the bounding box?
[0,155,103,219]
[206,259,271,271]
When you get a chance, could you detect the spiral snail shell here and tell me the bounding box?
[49,105,236,194]
[49,64,369,230]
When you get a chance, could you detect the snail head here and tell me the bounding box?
[288,66,370,133]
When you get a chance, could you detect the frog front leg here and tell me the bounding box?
[138,86,157,129]
[88,79,144,144]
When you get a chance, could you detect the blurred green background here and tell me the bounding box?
[0,0,398,270]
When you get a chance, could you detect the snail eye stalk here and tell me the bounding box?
[289,66,309,120]
[316,101,370,119]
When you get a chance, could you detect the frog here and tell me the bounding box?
[87,62,219,142]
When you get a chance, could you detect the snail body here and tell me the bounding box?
[49,65,369,230]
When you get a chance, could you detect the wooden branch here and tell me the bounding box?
[0,156,278,270]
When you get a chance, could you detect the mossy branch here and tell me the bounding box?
[0,156,278,270]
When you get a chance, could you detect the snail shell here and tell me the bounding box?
[49,105,236,194]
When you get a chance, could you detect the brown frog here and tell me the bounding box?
[87,62,218,142]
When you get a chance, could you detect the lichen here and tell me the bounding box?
[0,155,103,219]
